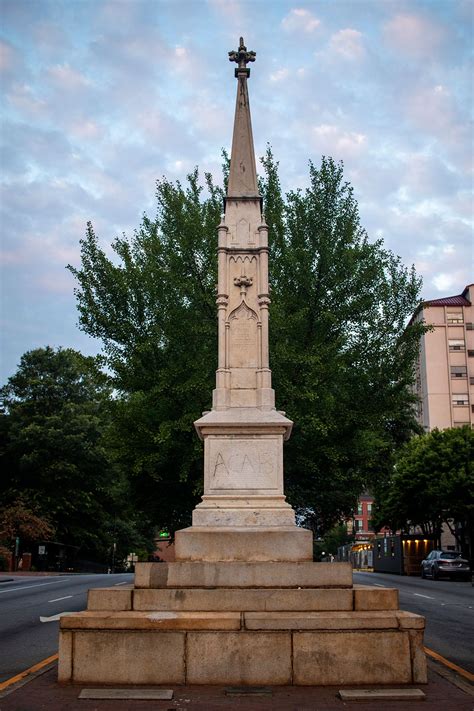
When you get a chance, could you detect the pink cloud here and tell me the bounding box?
[48,63,91,90]
[281,8,320,33]
[0,39,16,71]
[311,123,368,159]
[327,29,366,61]
[383,12,445,58]
[7,82,46,117]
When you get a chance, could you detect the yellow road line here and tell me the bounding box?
[0,653,58,692]
[425,646,474,683]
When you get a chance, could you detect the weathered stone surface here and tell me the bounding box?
[57,630,72,683]
[79,689,174,700]
[245,610,401,630]
[87,587,132,611]
[186,631,292,685]
[152,561,352,588]
[192,507,296,527]
[338,689,426,701]
[72,631,185,684]
[61,610,241,630]
[175,526,313,562]
[134,562,169,589]
[133,587,353,612]
[397,611,425,629]
[408,630,428,683]
[293,631,412,685]
[353,585,399,611]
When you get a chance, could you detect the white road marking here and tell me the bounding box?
[114,582,129,586]
[0,579,70,594]
[374,583,385,587]
[40,611,76,623]
[414,593,436,600]
[48,595,73,602]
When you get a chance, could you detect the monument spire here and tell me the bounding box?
[227,37,259,198]
[185,37,305,552]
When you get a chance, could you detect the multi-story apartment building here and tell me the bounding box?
[412,283,474,431]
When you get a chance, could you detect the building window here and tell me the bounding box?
[367,503,372,514]
[466,323,474,330]
[468,350,474,357]
[452,394,469,406]
[355,519,364,531]
[449,340,465,351]
[470,377,474,385]
[357,503,363,515]
[451,366,467,378]
[447,312,464,324]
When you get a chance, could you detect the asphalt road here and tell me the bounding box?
[0,573,133,683]
[354,570,474,674]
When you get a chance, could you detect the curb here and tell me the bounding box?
[0,656,58,698]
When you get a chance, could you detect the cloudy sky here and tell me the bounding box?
[1,0,473,382]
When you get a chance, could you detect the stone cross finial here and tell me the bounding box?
[229,37,256,77]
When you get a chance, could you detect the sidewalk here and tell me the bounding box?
[0,660,472,710]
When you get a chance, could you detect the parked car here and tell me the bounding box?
[421,550,471,581]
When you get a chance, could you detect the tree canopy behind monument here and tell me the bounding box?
[69,152,425,534]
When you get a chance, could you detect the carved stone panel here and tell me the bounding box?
[228,302,258,368]
[207,438,281,492]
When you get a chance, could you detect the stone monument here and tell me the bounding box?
[58,38,427,687]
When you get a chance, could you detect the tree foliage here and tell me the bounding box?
[0,347,154,561]
[68,152,426,534]
[0,500,54,548]
[260,153,426,531]
[372,426,474,556]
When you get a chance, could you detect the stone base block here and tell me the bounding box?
[59,630,185,685]
[87,584,401,614]
[192,507,296,527]
[187,631,291,684]
[244,610,423,631]
[175,526,313,562]
[61,610,241,631]
[58,622,427,685]
[88,587,132,611]
[133,587,353,611]
[134,561,353,589]
[353,584,399,611]
[293,631,413,685]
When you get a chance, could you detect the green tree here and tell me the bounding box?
[372,426,474,558]
[0,347,154,561]
[68,154,426,534]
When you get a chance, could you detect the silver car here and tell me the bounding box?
[421,550,471,581]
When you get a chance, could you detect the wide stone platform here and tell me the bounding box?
[58,561,427,686]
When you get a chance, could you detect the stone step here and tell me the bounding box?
[244,610,424,630]
[135,560,352,588]
[63,609,422,632]
[175,526,313,562]
[61,610,241,630]
[88,585,398,612]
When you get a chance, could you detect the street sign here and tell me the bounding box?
[38,545,46,555]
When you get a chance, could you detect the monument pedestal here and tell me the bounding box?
[58,561,427,686]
